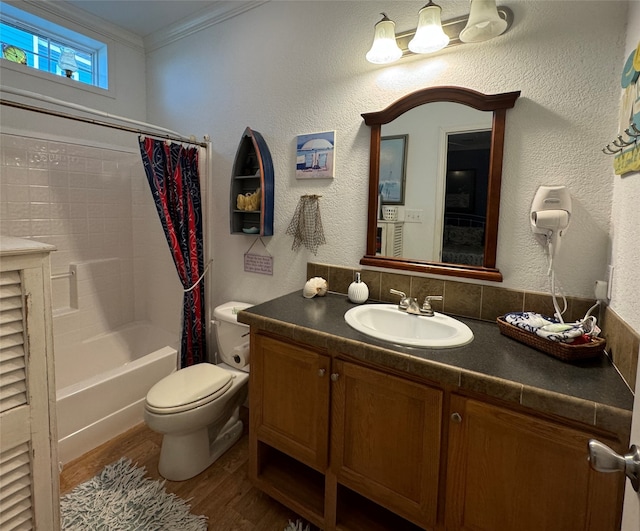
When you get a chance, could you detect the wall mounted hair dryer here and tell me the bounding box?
[530,185,572,255]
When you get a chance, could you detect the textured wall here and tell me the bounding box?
[612,1,640,334]
[619,2,640,527]
[145,1,627,312]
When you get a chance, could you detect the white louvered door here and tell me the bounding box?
[0,241,59,531]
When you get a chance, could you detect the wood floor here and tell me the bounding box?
[59,408,305,530]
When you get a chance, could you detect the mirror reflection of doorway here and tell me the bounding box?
[442,130,491,266]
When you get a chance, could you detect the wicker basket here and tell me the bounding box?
[496,316,606,361]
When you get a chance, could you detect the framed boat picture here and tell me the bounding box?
[296,131,335,179]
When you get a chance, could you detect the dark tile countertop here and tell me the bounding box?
[239,291,634,440]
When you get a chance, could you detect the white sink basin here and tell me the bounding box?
[344,304,473,349]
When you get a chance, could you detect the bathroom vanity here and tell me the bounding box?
[239,292,633,531]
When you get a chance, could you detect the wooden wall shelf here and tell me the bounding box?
[230,127,274,236]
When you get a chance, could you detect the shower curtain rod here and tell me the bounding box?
[0,86,207,147]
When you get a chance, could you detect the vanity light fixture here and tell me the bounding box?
[408,1,449,55]
[366,0,513,65]
[366,13,403,65]
[58,47,78,78]
[459,0,508,43]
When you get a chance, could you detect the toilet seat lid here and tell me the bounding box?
[146,363,232,410]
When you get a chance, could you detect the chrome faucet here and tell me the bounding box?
[421,295,443,317]
[390,289,421,315]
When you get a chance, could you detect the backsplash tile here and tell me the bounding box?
[444,281,482,318]
[481,286,524,321]
[601,307,640,389]
[307,261,639,391]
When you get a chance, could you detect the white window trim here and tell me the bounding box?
[0,0,121,97]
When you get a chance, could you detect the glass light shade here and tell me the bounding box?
[58,47,78,77]
[408,2,450,54]
[366,14,402,64]
[459,0,508,43]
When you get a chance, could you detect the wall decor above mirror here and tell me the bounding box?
[361,86,520,282]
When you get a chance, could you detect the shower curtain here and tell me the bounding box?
[138,137,206,367]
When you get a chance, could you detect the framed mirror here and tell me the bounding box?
[361,86,520,282]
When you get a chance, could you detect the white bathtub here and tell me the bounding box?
[56,322,178,465]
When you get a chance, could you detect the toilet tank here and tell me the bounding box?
[213,301,252,369]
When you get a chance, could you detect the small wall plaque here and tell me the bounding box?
[244,238,273,275]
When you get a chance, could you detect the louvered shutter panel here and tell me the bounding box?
[0,443,33,530]
[0,270,34,530]
[392,223,404,257]
[1,271,28,414]
[0,243,59,531]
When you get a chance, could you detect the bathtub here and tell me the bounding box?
[56,322,178,466]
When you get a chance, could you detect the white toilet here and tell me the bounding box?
[144,301,252,481]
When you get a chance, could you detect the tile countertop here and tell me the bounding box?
[238,291,634,440]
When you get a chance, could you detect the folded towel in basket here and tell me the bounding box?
[504,312,597,343]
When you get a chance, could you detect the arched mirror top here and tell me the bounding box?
[361,86,520,282]
[362,86,521,126]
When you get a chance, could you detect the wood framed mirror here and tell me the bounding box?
[361,86,520,282]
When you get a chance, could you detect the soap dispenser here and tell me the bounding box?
[348,273,369,304]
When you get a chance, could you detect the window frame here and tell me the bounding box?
[0,1,110,92]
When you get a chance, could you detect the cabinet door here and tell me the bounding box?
[445,395,624,531]
[331,359,443,529]
[0,252,59,530]
[250,334,330,471]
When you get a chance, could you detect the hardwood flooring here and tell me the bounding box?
[59,408,304,530]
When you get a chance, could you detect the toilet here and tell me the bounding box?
[144,301,252,481]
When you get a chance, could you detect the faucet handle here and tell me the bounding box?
[390,289,409,309]
[421,295,443,316]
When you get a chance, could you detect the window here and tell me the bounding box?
[0,2,108,89]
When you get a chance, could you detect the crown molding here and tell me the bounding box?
[18,0,145,53]
[7,1,267,55]
[143,1,269,53]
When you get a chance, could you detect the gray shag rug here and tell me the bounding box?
[284,520,311,531]
[60,457,207,530]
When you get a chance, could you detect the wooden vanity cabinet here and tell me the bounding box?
[249,330,625,530]
[445,395,624,531]
[250,332,443,530]
[249,334,331,526]
[331,359,442,529]
[250,334,330,471]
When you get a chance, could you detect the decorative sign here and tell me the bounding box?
[244,253,273,275]
[609,42,640,175]
[614,144,640,175]
[244,238,273,275]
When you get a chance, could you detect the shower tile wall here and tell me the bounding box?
[0,133,180,351]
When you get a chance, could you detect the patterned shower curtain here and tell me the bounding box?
[138,137,206,367]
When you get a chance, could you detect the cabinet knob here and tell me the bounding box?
[588,439,640,492]
[330,373,340,382]
[318,368,326,377]
[451,412,462,423]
